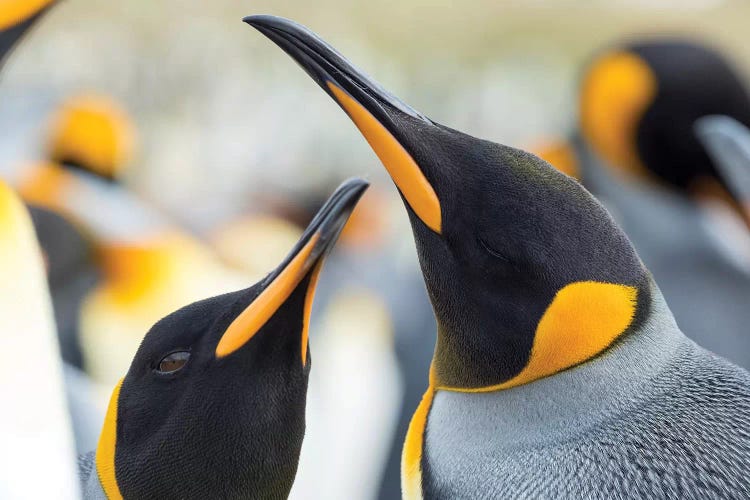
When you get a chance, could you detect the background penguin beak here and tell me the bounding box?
[245,15,443,235]
[0,0,56,66]
[215,177,369,359]
[695,115,750,231]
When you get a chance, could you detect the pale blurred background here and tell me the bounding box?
[2,0,750,231]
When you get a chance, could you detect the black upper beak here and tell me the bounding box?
[244,15,444,235]
[244,15,432,128]
[215,177,368,359]
[272,176,369,279]
[0,0,56,68]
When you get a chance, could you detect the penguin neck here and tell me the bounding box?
[433,282,689,429]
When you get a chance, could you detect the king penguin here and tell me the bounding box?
[246,16,750,498]
[79,178,368,500]
[535,39,750,369]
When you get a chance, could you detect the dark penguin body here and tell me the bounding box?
[28,205,98,369]
[79,179,368,500]
[247,17,750,499]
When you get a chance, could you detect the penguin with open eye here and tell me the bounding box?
[78,178,368,499]
[246,16,750,499]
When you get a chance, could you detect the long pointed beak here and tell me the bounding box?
[215,178,369,359]
[695,115,750,230]
[244,15,442,234]
[0,0,56,67]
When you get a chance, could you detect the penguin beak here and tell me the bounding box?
[694,115,750,231]
[245,15,443,235]
[0,0,56,66]
[215,178,369,359]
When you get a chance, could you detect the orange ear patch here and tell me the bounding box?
[580,51,657,178]
[439,281,638,393]
[327,82,442,235]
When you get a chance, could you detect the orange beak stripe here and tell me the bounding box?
[328,82,442,234]
[215,234,319,359]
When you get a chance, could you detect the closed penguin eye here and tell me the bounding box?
[478,235,514,264]
[156,351,190,374]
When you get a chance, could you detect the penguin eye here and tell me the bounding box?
[478,236,513,264]
[156,351,190,374]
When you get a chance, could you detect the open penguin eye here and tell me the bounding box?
[156,351,190,374]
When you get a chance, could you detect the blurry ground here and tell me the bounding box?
[1,0,749,234]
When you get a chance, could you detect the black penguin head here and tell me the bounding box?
[246,16,650,391]
[0,0,56,68]
[579,39,750,219]
[94,178,368,499]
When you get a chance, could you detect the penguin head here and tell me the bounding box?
[0,0,55,67]
[247,16,650,391]
[95,179,368,499]
[579,39,750,224]
[46,93,137,182]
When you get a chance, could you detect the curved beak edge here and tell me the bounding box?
[214,178,369,359]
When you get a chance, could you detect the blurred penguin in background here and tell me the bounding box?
[16,93,247,387]
[1,0,105,457]
[0,179,79,498]
[535,39,750,369]
[18,92,136,371]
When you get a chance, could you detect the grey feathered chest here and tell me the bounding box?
[78,451,107,500]
[423,296,750,499]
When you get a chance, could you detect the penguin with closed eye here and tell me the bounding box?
[537,39,750,370]
[79,179,368,500]
[247,16,750,499]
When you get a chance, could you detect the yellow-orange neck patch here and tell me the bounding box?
[401,365,437,500]
[215,235,319,359]
[580,51,657,179]
[0,0,54,31]
[327,82,442,234]
[438,281,638,393]
[96,378,124,500]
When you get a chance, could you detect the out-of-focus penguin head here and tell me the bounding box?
[579,40,750,220]
[95,179,368,499]
[45,92,137,182]
[246,16,651,391]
